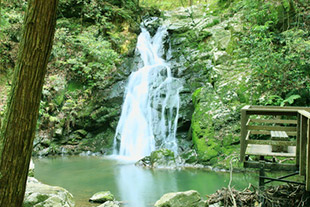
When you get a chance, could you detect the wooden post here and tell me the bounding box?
[300,115,307,176]
[296,113,300,167]
[240,105,250,162]
[259,159,265,191]
[306,119,310,191]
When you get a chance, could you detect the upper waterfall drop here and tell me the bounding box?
[113,19,183,160]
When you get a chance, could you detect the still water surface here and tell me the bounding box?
[33,156,257,207]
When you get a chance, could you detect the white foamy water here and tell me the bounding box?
[113,19,183,160]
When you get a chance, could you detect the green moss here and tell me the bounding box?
[150,148,175,164]
[23,194,49,207]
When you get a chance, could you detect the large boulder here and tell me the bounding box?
[154,190,206,207]
[24,177,75,207]
[89,191,115,203]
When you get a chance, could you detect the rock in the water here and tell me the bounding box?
[24,177,75,207]
[180,149,198,164]
[89,191,114,203]
[136,149,177,168]
[154,190,206,207]
[98,201,120,207]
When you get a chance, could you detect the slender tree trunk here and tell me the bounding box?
[0,0,58,206]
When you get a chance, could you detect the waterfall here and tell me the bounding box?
[113,19,183,160]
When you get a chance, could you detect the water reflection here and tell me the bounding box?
[33,156,257,207]
[116,162,176,207]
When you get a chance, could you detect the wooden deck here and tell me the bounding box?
[246,144,296,157]
[239,105,310,191]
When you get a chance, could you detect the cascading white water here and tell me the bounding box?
[113,19,183,160]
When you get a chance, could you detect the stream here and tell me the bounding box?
[34,156,257,207]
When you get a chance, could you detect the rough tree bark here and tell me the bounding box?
[0,0,58,206]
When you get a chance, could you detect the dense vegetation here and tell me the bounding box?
[234,0,310,106]
[0,0,309,167]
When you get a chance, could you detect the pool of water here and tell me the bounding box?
[33,156,257,207]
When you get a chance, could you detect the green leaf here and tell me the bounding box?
[280,95,301,106]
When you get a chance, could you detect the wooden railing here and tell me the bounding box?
[298,110,310,190]
[240,105,310,190]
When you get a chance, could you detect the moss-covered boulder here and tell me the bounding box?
[24,177,75,207]
[136,149,177,168]
[89,191,115,203]
[154,190,206,207]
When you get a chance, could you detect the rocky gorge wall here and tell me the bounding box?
[160,5,249,168]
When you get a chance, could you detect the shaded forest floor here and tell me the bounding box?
[207,184,310,207]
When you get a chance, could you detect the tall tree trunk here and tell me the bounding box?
[0,0,58,206]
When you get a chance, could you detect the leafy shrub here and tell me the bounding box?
[235,0,310,106]
[51,24,120,89]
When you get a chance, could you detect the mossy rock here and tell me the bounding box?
[89,191,115,203]
[154,190,206,207]
[24,178,75,207]
[136,149,176,168]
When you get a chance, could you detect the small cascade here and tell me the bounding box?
[113,19,183,160]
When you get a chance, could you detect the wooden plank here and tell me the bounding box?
[242,105,251,110]
[300,115,307,176]
[298,110,310,119]
[251,106,310,111]
[250,119,297,124]
[271,131,288,138]
[250,130,270,135]
[244,161,298,171]
[250,130,297,136]
[296,113,301,167]
[246,110,297,116]
[306,119,310,191]
[240,106,250,162]
[247,125,296,132]
[246,144,296,157]
[246,140,296,146]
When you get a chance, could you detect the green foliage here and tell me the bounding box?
[234,0,310,106]
[52,26,120,89]
[265,94,301,107]
[0,5,23,74]
[58,0,140,23]
[140,0,203,10]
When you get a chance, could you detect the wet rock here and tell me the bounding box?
[98,201,120,207]
[180,149,198,164]
[213,50,229,65]
[154,190,206,207]
[203,26,231,50]
[136,149,176,168]
[89,191,115,203]
[24,177,75,207]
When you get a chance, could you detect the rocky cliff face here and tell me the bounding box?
[159,5,250,167]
